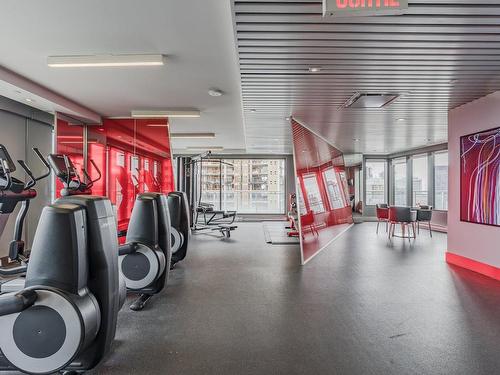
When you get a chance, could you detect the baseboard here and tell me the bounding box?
[446,252,500,281]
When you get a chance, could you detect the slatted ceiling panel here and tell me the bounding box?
[233,0,500,154]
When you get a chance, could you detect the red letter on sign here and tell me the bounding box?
[389,0,400,6]
[337,0,348,8]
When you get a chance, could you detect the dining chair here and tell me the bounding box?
[376,203,389,234]
[388,206,417,241]
[416,206,433,237]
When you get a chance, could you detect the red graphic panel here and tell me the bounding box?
[292,120,353,264]
[460,127,500,227]
[87,118,174,233]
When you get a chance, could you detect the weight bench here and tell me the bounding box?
[211,224,238,238]
[197,203,237,225]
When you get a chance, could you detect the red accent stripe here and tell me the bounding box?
[446,252,500,281]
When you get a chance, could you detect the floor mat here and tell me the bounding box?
[263,222,300,244]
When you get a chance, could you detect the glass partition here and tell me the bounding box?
[292,120,353,264]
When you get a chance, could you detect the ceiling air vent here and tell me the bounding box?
[341,93,400,109]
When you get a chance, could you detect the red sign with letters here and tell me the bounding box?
[323,0,408,16]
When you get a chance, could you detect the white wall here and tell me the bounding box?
[448,92,500,267]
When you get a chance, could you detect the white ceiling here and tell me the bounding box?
[232,0,500,155]
[0,0,246,153]
[3,1,500,156]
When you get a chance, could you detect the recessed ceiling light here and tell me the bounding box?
[131,110,200,118]
[47,54,165,68]
[308,67,322,73]
[171,133,216,139]
[250,109,257,113]
[208,89,223,97]
[353,138,360,142]
[397,118,406,122]
[25,98,34,103]
[285,117,291,121]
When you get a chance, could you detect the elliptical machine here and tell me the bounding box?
[119,193,172,311]
[168,191,190,268]
[0,147,122,373]
[48,153,175,311]
[48,154,101,197]
[0,194,122,374]
[0,144,51,279]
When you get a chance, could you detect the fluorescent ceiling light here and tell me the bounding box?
[186,146,224,151]
[171,133,215,139]
[208,89,223,97]
[146,124,168,127]
[131,110,200,118]
[47,54,165,68]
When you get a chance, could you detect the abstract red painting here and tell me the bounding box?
[460,127,500,226]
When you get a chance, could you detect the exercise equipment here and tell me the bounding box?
[0,144,51,278]
[48,153,188,310]
[179,152,238,237]
[0,195,121,374]
[168,191,190,267]
[47,153,127,310]
[196,202,237,226]
[118,193,172,311]
[48,154,101,197]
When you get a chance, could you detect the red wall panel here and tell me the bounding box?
[292,120,353,264]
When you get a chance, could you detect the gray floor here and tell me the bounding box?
[95,222,500,375]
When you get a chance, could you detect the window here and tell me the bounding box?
[434,151,448,210]
[393,158,407,206]
[412,154,428,206]
[365,161,386,205]
[302,174,325,213]
[200,158,286,214]
[323,168,346,209]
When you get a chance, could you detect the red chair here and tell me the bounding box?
[300,211,319,238]
[376,204,389,234]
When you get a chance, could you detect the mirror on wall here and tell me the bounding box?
[291,120,354,264]
[55,114,174,233]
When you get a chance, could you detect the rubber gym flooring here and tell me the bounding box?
[92,222,500,375]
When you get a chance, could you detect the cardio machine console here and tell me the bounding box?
[0,144,16,175]
[48,153,77,179]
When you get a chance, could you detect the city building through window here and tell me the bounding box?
[393,158,407,206]
[412,154,429,206]
[434,151,449,210]
[200,158,286,214]
[365,160,386,205]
